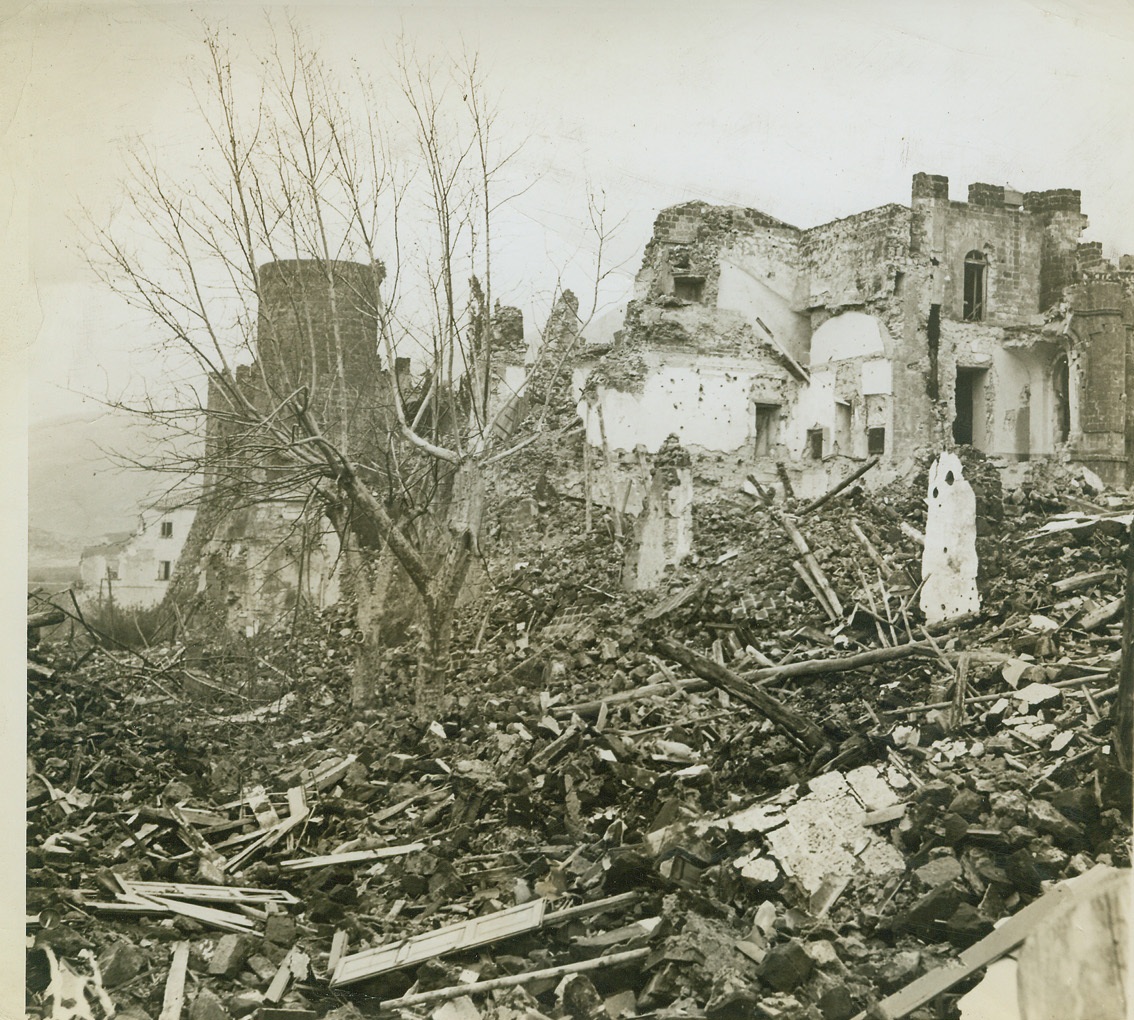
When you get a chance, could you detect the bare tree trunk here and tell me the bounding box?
[415,605,453,719]
[413,461,483,719]
[342,540,385,710]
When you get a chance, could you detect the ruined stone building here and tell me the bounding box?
[176,258,529,631]
[577,173,1134,499]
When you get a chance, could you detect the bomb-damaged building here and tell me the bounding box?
[577,172,1134,499]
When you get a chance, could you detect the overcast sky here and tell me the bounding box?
[5,0,1134,423]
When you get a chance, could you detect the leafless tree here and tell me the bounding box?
[90,22,621,716]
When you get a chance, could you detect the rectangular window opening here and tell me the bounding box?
[806,428,825,460]
[953,367,988,448]
[963,255,986,321]
[157,561,172,581]
[835,402,853,455]
[867,427,886,455]
[106,567,119,581]
[160,521,173,538]
[753,404,779,457]
[673,276,705,302]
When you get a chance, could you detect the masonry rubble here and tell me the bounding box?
[27,444,1134,1020]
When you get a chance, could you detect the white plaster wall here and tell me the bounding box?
[784,368,836,456]
[717,258,810,362]
[489,363,530,416]
[811,312,889,366]
[862,359,892,395]
[571,366,590,403]
[582,357,780,454]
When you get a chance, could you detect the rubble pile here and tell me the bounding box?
[26,460,1133,1020]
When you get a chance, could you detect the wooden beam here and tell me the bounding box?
[799,456,880,515]
[654,638,826,751]
[380,948,651,1011]
[158,942,190,1020]
[774,511,843,616]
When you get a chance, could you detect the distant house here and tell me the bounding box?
[78,504,196,609]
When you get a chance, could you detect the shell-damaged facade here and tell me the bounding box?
[577,173,1134,495]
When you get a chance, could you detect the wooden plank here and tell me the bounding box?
[544,891,641,924]
[119,879,298,905]
[89,899,170,916]
[264,947,309,1003]
[133,893,258,934]
[279,842,426,871]
[856,865,1118,1019]
[380,947,651,1010]
[1052,569,1115,593]
[331,899,547,987]
[226,787,309,872]
[245,785,281,828]
[775,511,844,617]
[159,942,190,1020]
[327,930,348,976]
[1080,596,1124,632]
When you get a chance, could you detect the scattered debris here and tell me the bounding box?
[26,459,1133,1020]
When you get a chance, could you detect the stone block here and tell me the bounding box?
[189,989,231,1020]
[758,940,813,992]
[1028,798,1085,848]
[945,903,994,948]
[263,914,297,946]
[705,986,761,1020]
[227,991,263,1019]
[209,934,253,977]
[97,941,146,987]
[602,990,637,1019]
[947,788,985,822]
[245,954,279,982]
[914,854,964,888]
[896,883,966,940]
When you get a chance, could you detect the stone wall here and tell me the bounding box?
[799,204,910,312]
[1066,279,1133,484]
[909,174,1086,323]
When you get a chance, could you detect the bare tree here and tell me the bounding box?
[90,22,621,717]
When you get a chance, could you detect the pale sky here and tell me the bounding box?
[5,0,1134,425]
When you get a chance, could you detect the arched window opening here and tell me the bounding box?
[963,250,987,321]
[1053,354,1071,444]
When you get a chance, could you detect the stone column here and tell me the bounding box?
[920,452,980,626]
